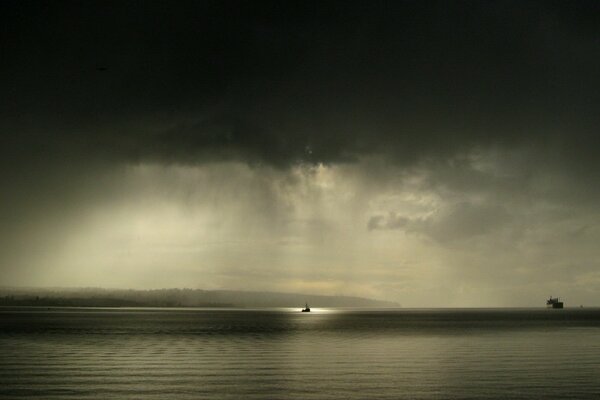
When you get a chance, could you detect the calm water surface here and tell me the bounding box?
[1,308,600,399]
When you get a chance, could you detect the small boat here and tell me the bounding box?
[301,302,311,312]
[546,296,564,309]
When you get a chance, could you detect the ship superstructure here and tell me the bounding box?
[546,297,564,309]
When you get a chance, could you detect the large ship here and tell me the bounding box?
[546,296,564,309]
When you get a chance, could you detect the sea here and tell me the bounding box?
[1,308,600,399]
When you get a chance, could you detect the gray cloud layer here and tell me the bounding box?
[368,202,510,243]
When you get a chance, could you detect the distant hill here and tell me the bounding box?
[0,287,399,308]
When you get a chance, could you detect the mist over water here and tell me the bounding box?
[2,308,600,399]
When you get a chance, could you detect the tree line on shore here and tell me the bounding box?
[0,287,399,308]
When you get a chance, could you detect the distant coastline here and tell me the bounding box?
[0,287,400,309]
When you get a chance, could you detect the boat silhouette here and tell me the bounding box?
[301,302,311,312]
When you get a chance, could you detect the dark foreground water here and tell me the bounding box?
[1,308,600,399]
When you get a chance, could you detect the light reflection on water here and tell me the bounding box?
[1,308,600,399]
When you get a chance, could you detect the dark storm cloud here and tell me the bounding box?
[1,0,598,169]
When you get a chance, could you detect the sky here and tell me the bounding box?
[1,0,599,307]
